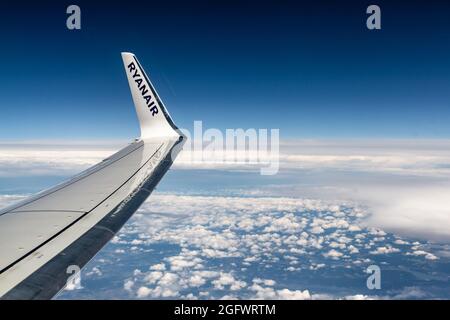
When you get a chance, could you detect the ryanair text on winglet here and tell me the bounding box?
[127,62,159,116]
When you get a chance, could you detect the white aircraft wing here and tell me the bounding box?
[0,53,185,299]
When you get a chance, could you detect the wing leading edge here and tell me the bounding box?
[0,53,185,299]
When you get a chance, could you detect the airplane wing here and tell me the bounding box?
[0,53,185,299]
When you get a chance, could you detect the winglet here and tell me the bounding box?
[121,52,180,139]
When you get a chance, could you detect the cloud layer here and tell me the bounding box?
[56,193,447,300]
[1,139,450,241]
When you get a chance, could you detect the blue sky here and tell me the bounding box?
[1,0,450,140]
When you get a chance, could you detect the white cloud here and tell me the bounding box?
[348,225,362,232]
[408,250,439,260]
[150,263,166,271]
[310,226,325,234]
[188,275,206,287]
[249,283,311,300]
[263,279,276,286]
[276,288,311,300]
[370,246,400,255]
[144,271,163,284]
[220,295,238,300]
[363,187,450,242]
[0,145,115,177]
[124,280,134,292]
[158,272,179,287]
[173,138,450,178]
[329,241,346,249]
[344,294,375,300]
[323,249,343,259]
[167,255,203,271]
[136,286,151,298]
[212,273,246,291]
[309,263,326,270]
[252,278,276,286]
[348,245,359,254]
[86,267,102,277]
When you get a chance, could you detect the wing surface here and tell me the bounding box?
[0,53,185,299]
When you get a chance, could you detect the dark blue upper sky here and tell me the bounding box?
[1,0,450,140]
